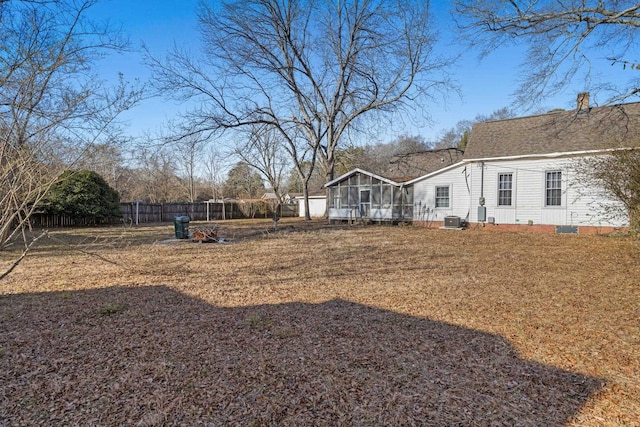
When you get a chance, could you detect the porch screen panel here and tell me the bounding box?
[329,187,337,208]
[382,184,392,207]
[340,185,349,208]
[349,186,359,208]
[393,186,402,205]
[403,187,413,218]
[371,182,381,208]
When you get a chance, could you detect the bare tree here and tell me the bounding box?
[331,135,431,175]
[176,133,207,203]
[236,127,289,198]
[284,158,324,196]
[148,0,453,219]
[73,141,127,192]
[131,147,183,203]
[234,126,290,224]
[455,0,640,106]
[223,161,266,200]
[0,0,141,252]
[203,145,227,202]
[574,149,640,234]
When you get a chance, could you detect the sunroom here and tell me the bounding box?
[324,168,413,223]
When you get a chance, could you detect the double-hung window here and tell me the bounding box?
[545,171,562,206]
[435,186,450,208]
[497,173,513,206]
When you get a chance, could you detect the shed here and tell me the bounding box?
[298,193,327,218]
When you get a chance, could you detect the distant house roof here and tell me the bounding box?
[384,148,465,181]
[464,100,640,160]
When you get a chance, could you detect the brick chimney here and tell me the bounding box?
[577,92,589,111]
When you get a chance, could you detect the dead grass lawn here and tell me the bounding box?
[0,219,638,426]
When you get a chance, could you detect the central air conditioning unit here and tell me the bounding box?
[444,216,461,228]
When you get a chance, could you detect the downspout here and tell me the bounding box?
[400,183,405,222]
[463,166,471,222]
[480,161,484,201]
[479,162,486,224]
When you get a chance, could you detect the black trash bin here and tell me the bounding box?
[173,216,190,239]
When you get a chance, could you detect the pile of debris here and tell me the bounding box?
[191,226,223,243]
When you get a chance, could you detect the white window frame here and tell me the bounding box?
[497,172,514,207]
[434,185,450,208]
[545,170,563,207]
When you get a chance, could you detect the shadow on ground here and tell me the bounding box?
[0,286,602,426]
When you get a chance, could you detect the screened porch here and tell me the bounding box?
[326,170,413,223]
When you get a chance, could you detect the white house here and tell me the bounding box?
[325,94,639,232]
[409,94,640,232]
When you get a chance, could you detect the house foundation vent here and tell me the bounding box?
[556,225,578,234]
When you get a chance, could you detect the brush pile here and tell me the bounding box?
[190,226,219,243]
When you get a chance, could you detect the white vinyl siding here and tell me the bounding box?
[464,157,627,227]
[410,155,627,227]
[411,164,469,222]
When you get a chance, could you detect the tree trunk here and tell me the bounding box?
[629,206,640,235]
[302,181,312,221]
[324,147,336,186]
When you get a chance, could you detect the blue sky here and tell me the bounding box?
[90,0,626,144]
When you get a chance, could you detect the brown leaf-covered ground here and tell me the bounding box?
[0,219,638,426]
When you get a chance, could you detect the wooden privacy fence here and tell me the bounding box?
[122,202,299,223]
[29,201,299,227]
[121,202,228,223]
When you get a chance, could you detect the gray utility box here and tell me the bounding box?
[173,216,190,239]
[478,206,487,222]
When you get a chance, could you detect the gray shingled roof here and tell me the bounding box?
[384,148,465,181]
[464,102,640,160]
